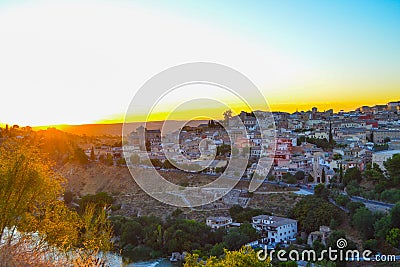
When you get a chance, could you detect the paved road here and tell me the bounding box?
[298,183,395,211]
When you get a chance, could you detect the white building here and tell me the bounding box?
[372,150,400,171]
[252,215,297,243]
[206,216,232,230]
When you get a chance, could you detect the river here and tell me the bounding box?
[126,259,173,266]
[105,253,173,267]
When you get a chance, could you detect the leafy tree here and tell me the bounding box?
[121,220,143,246]
[374,214,391,239]
[352,207,375,240]
[335,194,350,207]
[210,242,224,257]
[217,144,231,156]
[291,195,340,233]
[346,180,362,196]
[343,167,362,185]
[223,110,233,125]
[363,163,384,183]
[223,223,258,250]
[380,189,400,203]
[314,184,329,200]
[100,153,114,166]
[79,192,113,213]
[184,246,272,267]
[0,142,113,263]
[363,239,378,252]
[390,202,400,228]
[72,147,89,164]
[79,203,113,252]
[384,154,400,184]
[386,228,400,248]
[321,168,326,184]
[333,153,342,160]
[117,157,126,165]
[294,170,305,180]
[0,144,63,241]
[283,173,297,184]
[229,205,268,223]
[346,201,365,215]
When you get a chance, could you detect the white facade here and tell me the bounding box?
[206,216,232,230]
[252,215,297,243]
[372,150,400,171]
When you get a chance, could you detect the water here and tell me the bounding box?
[293,189,313,195]
[126,258,173,267]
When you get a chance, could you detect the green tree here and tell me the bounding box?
[291,195,340,233]
[210,242,224,257]
[72,147,89,164]
[386,228,400,248]
[346,201,365,215]
[363,239,378,252]
[384,154,400,184]
[352,207,374,240]
[217,144,231,156]
[333,154,342,160]
[390,202,400,228]
[184,246,271,267]
[343,167,362,185]
[0,144,63,241]
[294,170,305,180]
[223,223,258,250]
[374,215,391,239]
[314,184,329,200]
[321,168,326,184]
[79,192,113,213]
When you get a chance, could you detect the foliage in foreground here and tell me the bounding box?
[0,141,113,266]
[184,246,272,267]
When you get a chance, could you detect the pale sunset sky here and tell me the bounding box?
[0,0,399,126]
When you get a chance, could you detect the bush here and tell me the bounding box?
[363,239,378,252]
[381,189,400,203]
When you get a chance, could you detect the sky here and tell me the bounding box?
[0,0,399,126]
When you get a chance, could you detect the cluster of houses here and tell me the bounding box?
[206,214,298,246]
[121,100,400,183]
[270,101,400,182]
[206,214,336,248]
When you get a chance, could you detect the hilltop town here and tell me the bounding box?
[1,100,400,264]
[122,100,400,189]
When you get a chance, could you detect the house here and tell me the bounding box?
[372,150,400,171]
[308,226,331,246]
[252,215,297,243]
[206,216,232,230]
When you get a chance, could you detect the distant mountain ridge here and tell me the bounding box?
[32,120,208,136]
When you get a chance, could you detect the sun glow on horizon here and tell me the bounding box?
[0,0,399,127]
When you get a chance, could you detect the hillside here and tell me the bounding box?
[32,120,208,136]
